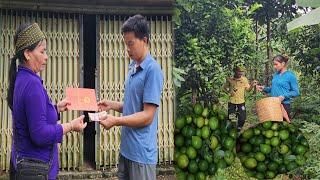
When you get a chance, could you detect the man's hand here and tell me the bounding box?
[97,100,114,111]
[99,103,157,129]
[246,80,258,91]
[97,100,123,112]
[57,98,71,113]
[99,114,119,130]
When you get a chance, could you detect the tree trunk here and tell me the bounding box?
[192,88,197,105]
[255,20,259,81]
[266,15,272,86]
[253,20,259,96]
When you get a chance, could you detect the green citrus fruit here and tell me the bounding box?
[188,160,198,173]
[242,129,254,139]
[194,103,203,115]
[175,134,184,147]
[255,172,265,180]
[185,115,193,124]
[279,130,290,140]
[175,117,186,130]
[254,128,261,135]
[201,126,211,139]
[256,162,267,172]
[255,152,266,162]
[177,154,189,169]
[202,107,209,118]
[208,117,219,130]
[186,146,197,160]
[196,117,205,128]
[180,147,187,154]
[271,122,279,130]
[265,139,271,145]
[286,162,298,171]
[176,172,187,180]
[217,160,227,169]
[278,164,287,173]
[174,150,181,162]
[196,172,206,180]
[224,150,235,165]
[260,144,272,154]
[196,129,202,137]
[295,145,307,155]
[210,136,219,150]
[241,143,252,153]
[223,136,235,150]
[229,129,237,139]
[278,144,289,154]
[204,153,214,164]
[244,157,257,169]
[295,155,306,166]
[267,161,278,171]
[264,130,274,138]
[198,160,209,171]
[270,137,280,147]
[208,163,216,175]
[187,174,196,180]
[262,121,272,129]
[265,171,276,179]
[191,136,202,150]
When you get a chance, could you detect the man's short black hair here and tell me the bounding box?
[121,14,150,43]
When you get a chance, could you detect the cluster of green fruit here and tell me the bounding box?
[237,121,309,179]
[174,103,237,180]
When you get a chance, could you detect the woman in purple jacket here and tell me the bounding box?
[7,23,87,180]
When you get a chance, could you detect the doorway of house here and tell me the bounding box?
[83,14,97,170]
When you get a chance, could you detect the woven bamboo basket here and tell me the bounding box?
[256,97,283,122]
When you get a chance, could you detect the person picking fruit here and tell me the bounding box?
[223,66,257,132]
[256,54,300,120]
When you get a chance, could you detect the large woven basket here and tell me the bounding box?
[256,97,283,122]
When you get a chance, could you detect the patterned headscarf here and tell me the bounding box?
[15,23,46,53]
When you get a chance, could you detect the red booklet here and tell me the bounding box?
[66,87,98,111]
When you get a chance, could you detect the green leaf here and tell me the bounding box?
[309,48,320,56]
[235,0,244,3]
[174,79,182,88]
[174,73,185,82]
[247,3,263,15]
[173,67,187,75]
[173,8,181,26]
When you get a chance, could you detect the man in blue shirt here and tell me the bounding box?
[98,14,164,180]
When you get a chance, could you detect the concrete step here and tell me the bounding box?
[0,166,174,180]
[57,166,174,179]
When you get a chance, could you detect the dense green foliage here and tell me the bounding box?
[174,0,259,109]
[174,0,320,179]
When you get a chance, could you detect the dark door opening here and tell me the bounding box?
[83,14,97,169]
